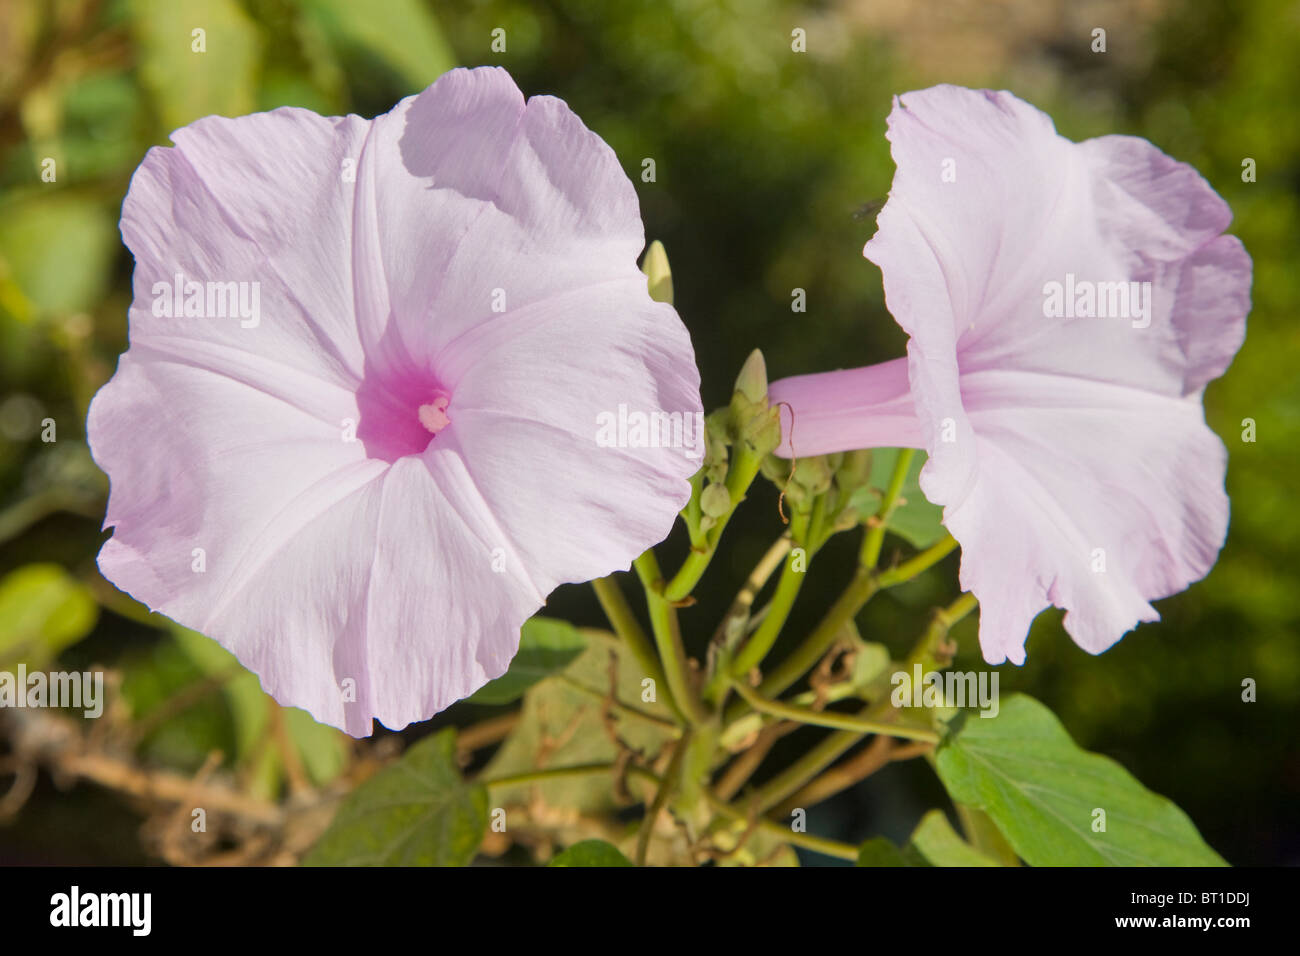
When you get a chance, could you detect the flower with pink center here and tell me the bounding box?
[770,85,1250,665]
[88,67,703,735]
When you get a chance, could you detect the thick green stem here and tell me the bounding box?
[730,532,959,724]
[743,592,978,813]
[703,789,859,862]
[877,533,959,587]
[748,718,868,814]
[729,680,939,743]
[633,550,709,726]
[591,575,683,723]
[636,733,689,865]
[802,493,825,549]
[908,591,978,672]
[728,557,806,678]
[740,569,876,715]
[724,499,820,681]
[683,469,707,549]
[711,534,792,649]
[625,766,859,863]
[702,534,792,706]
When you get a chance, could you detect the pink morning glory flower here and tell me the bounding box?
[88,67,703,735]
[770,85,1250,665]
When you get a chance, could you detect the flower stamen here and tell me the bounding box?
[418,393,451,435]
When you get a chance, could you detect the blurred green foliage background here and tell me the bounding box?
[0,0,1295,864]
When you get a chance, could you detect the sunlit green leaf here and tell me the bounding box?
[909,809,1001,867]
[936,694,1227,866]
[130,0,261,131]
[0,563,97,667]
[283,706,349,786]
[297,0,455,91]
[0,192,115,319]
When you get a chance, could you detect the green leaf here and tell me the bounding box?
[467,616,587,705]
[283,706,349,787]
[0,193,116,319]
[58,70,149,180]
[0,564,97,667]
[935,694,1227,866]
[856,836,932,867]
[548,839,635,867]
[482,631,675,814]
[849,448,946,549]
[856,837,909,867]
[130,0,261,131]
[123,626,348,789]
[297,0,455,91]
[305,728,488,866]
[909,809,1001,867]
[847,639,892,692]
[172,625,280,798]
[119,637,236,771]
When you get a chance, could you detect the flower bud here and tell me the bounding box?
[641,239,673,305]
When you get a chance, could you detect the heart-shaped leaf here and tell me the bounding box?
[936,694,1226,866]
[305,729,487,866]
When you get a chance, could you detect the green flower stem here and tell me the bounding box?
[703,789,859,863]
[666,547,712,607]
[720,667,869,751]
[749,718,866,814]
[711,534,793,646]
[722,495,856,694]
[636,732,689,865]
[878,532,960,587]
[554,674,683,734]
[729,679,940,743]
[683,469,707,550]
[664,444,764,603]
[728,558,806,679]
[744,592,979,814]
[701,534,793,706]
[633,549,709,726]
[624,766,859,863]
[860,447,915,568]
[910,590,978,672]
[721,569,873,728]
[591,574,683,723]
[727,532,959,725]
[481,762,616,789]
[808,491,840,555]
